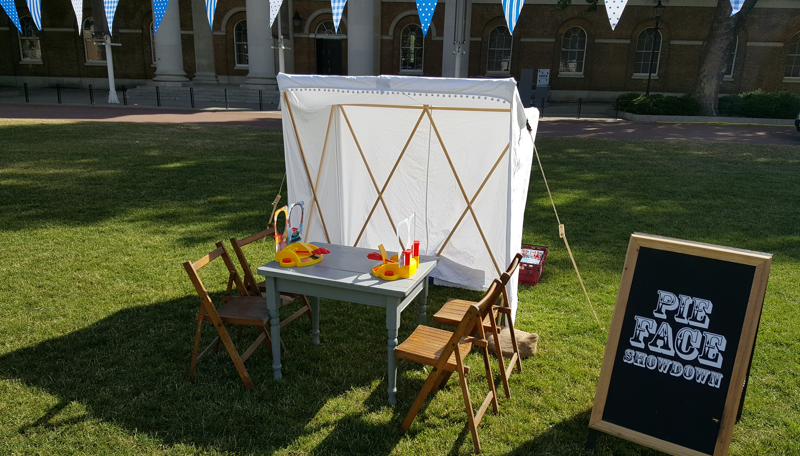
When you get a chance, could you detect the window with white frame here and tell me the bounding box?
[150,21,156,64]
[83,17,106,62]
[234,20,248,66]
[400,24,423,73]
[487,26,512,74]
[559,27,586,74]
[786,32,800,78]
[723,36,738,79]
[633,28,662,75]
[316,21,337,35]
[19,16,41,61]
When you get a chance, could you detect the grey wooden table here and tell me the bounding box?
[256,242,438,404]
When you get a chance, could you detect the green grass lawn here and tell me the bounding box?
[0,119,797,455]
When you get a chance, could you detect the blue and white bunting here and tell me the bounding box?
[71,0,83,34]
[415,0,436,37]
[105,0,120,32]
[729,0,744,16]
[152,0,169,34]
[205,0,216,29]
[331,0,346,33]
[502,0,523,35]
[604,0,628,30]
[0,0,21,33]
[25,0,41,29]
[270,0,283,28]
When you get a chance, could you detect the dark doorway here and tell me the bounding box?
[316,39,342,75]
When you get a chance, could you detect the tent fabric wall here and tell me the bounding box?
[277,73,539,321]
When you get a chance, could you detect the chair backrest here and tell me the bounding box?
[499,254,523,310]
[183,243,249,317]
[439,279,504,365]
[230,227,276,295]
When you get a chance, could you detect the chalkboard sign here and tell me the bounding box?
[590,233,771,456]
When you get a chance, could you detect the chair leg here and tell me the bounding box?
[455,357,481,453]
[401,367,448,431]
[300,295,313,322]
[434,370,453,390]
[189,315,204,382]
[489,322,511,399]
[480,343,500,415]
[201,303,256,391]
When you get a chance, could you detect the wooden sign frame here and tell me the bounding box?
[590,233,772,456]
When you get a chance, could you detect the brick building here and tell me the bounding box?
[1,0,799,100]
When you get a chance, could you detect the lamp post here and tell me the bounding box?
[645,0,665,96]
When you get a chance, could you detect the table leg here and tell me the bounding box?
[265,278,282,380]
[386,299,402,405]
[310,296,320,345]
[417,277,429,326]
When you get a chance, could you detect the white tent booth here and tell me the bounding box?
[277,73,539,322]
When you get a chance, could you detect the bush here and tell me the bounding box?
[739,90,800,119]
[615,93,702,116]
[718,94,743,117]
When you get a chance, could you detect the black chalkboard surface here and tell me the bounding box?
[590,234,771,456]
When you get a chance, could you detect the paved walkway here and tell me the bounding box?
[1,103,798,146]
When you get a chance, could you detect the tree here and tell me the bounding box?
[558,0,761,116]
[692,0,759,116]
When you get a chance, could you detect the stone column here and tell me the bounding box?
[347,0,375,75]
[191,0,218,83]
[242,0,277,89]
[153,0,189,82]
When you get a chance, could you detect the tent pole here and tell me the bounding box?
[305,105,336,243]
[340,103,510,113]
[425,107,502,276]
[339,105,403,249]
[283,90,332,243]
[437,144,509,257]
[354,108,427,248]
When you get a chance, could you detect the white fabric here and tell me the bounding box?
[277,73,538,322]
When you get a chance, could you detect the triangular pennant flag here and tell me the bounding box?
[502,0,523,35]
[604,0,628,31]
[105,0,120,32]
[269,0,283,28]
[71,0,82,34]
[205,0,216,29]
[0,0,22,33]
[331,0,346,33]
[25,0,41,29]
[729,0,744,16]
[152,0,169,34]
[415,0,436,37]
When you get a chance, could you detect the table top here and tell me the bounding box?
[256,242,438,298]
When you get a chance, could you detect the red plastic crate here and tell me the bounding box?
[519,245,548,286]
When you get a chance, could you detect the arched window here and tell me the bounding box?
[723,36,738,79]
[786,32,800,78]
[234,20,248,67]
[316,21,337,35]
[400,24,423,73]
[150,21,156,64]
[633,28,662,75]
[19,16,41,61]
[559,27,586,74]
[487,26,512,74]
[83,17,107,62]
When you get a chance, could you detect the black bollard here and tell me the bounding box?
[224,89,228,110]
[122,86,127,105]
[57,84,62,104]
[577,98,582,119]
[89,84,95,105]
[156,86,161,107]
[259,90,263,111]
[190,87,195,108]
[24,83,29,103]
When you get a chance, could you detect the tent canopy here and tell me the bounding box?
[277,73,539,320]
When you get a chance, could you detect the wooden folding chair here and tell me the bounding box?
[395,279,504,453]
[183,242,273,391]
[230,228,312,328]
[432,253,524,399]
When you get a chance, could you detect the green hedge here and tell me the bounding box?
[719,90,800,119]
[615,93,702,116]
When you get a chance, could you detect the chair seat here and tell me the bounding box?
[255,281,300,307]
[433,299,493,328]
[199,296,270,326]
[395,325,473,371]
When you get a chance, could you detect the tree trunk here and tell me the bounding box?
[692,0,759,116]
